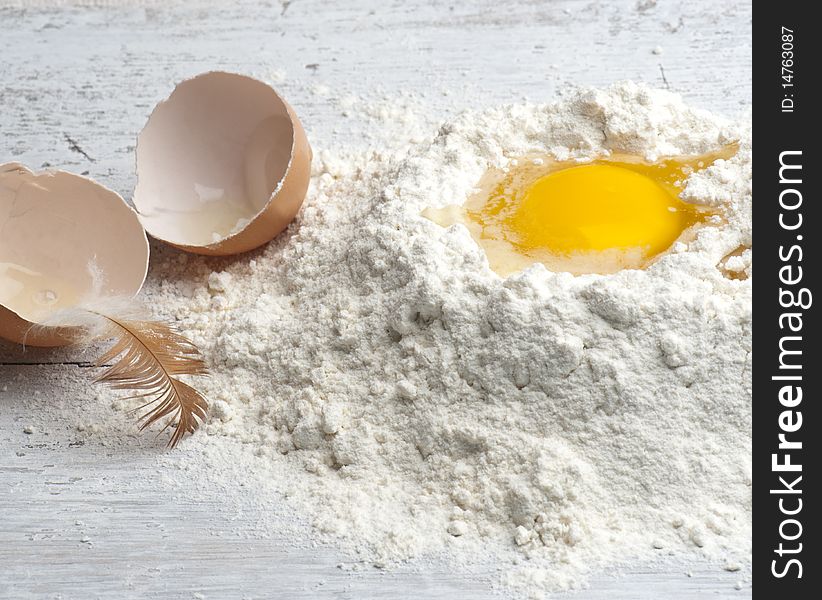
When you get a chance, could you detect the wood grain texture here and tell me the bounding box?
[1,0,752,597]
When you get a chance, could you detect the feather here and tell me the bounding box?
[91,313,209,448]
[39,299,209,448]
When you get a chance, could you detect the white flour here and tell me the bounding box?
[144,82,752,596]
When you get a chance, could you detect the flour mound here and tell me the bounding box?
[147,82,752,596]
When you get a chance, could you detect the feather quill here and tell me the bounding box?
[39,299,209,448]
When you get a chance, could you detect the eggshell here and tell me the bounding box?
[0,163,149,347]
[132,72,312,255]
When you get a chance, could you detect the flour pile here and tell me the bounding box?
[146,82,752,596]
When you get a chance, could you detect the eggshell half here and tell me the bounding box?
[132,72,313,256]
[0,163,149,347]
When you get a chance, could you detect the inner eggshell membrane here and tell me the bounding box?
[133,72,296,248]
[0,164,149,345]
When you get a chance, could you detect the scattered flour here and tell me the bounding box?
[144,82,752,596]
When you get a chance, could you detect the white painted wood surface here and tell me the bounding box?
[1,0,752,597]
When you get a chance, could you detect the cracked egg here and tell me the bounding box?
[0,163,149,346]
[424,146,737,276]
[133,72,312,255]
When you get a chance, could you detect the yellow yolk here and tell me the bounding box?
[423,147,737,276]
[495,164,697,257]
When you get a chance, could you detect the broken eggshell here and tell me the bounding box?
[0,163,149,347]
[132,72,313,255]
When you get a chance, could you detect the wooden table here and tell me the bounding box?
[1,1,752,597]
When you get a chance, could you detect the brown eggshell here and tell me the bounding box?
[0,163,149,347]
[132,72,313,256]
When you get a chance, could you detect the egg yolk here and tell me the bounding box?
[488,163,697,258]
[423,147,736,275]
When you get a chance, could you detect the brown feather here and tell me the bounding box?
[91,313,209,448]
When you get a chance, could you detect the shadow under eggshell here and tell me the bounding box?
[0,163,149,347]
[132,71,313,256]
